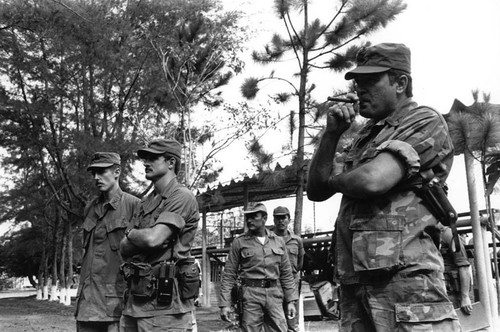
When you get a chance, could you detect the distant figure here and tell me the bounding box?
[440,226,473,315]
[75,152,140,332]
[219,202,298,332]
[119,138,200,332]
[271,206,304,332]
[307,42,460,330]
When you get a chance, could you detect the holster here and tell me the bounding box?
[418,177,460,253]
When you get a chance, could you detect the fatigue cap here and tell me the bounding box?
[137,138,182,159]
[273,206,290,216]
[243,202,267,215]
[87,152,121,171]
[345,43,411,80]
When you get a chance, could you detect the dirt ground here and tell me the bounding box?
[0,291,338,332]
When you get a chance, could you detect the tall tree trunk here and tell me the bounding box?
[50,209,60,301]
[465,151,495,328]
[59,220,67,304]
[293,0,308,236]
[66,220,74,305]
[36,245,46,300]
[43,250,50,300]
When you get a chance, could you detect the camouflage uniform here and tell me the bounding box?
[219,229,299,332]
[335,101,460,331]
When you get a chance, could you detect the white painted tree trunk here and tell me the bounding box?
[42,285,49,300]
[49,285,58,301]
[64,287,72,306]
[59,287,66,304]
[36,287,43,300]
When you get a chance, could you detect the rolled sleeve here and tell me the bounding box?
[155,211,185,230]
[375,140,420,179]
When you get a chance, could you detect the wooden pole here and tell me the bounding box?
[201,209,210,307]
[465,151,494,328]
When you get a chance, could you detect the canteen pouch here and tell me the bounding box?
[126,262,155,299]
[177,258,201,300]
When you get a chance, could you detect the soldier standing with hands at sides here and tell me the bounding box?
[119,138,200,332]
[430,225,473,315]
[219,202,299,332]
[75,152,140,332]
[307,43,461,331]
[272,206,304,332]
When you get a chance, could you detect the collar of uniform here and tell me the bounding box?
[365,99,417,128]
[244,228,275,239]
[271,227,292,237]
[156,177,179,198]
[96,187,123,210]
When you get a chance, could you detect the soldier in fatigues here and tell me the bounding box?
[219,202,299,332]
[439,226,473,314]
[307,43,461,331]
[75,152,140,332]
[119,138,200,332]
[271,206,304,332]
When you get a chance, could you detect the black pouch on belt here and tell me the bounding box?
[129,262,155,299]
[176,258,201,300]
[157,261,175,305]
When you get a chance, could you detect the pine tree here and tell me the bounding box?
[240,0,407,234]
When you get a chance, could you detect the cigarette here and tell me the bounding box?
[327,97,356,103]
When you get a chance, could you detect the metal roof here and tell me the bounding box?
[196,162,306,213]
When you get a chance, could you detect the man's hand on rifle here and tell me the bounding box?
[220,306,232,322]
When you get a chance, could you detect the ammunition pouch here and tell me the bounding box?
[120,258,200,303]
[176,258,201,300]
[121,262,155,299]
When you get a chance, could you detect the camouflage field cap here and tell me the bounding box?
[345,43,411,80]
[243,202,267,215]
[273,206,290,216]
[137,138,182,159]
[87,152,120,171]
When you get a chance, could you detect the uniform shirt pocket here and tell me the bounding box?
[82,217,96,250]
[106,217,128,251]
[395,302,458,329]
[349,215,404,273]
[241,249,255,259]
[287,247,299,271]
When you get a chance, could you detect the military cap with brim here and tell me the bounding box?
[243,202,267,215]
[87,152,121,171]
[273,206,290,216]
[137,138,182,159]
[345,43,411,80]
